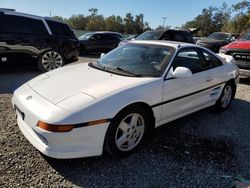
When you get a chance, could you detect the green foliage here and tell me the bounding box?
[183,0,250,36]
[51,8,151,34]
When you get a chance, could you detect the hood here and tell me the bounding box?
[199,38,227,44]
[223,40,250,50]
[27,63,153,104]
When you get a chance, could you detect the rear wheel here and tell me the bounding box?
[215,83,235,111]
[105,106,150,158]
[38,50,65,72]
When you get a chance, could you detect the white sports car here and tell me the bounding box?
[12,41,239,159]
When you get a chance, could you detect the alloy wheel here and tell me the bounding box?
[115,113,145,151]
[41,51,63,71]
[221,85,232,108]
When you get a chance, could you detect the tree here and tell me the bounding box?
[86,8,106,31]
[223,0,250,33]
[52,16,64,22]
[105,15,124,33]
[134,14,144,34]
[67,14,88,30]
[124,13,135,34]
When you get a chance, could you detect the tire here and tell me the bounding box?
[105,106,151,158]
[215,83,235,111]
[38,50,65,72]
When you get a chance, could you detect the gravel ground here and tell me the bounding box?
[0,58,250,187]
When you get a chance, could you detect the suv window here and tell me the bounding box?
[0,14,48,35]
[46,20,74,37]
[160,30,195,44]
[101,34,116,40]
[172,49,204,74]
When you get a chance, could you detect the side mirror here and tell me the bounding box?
[100,53,105,58]
[171,67,192,78]
[89,36,96,41]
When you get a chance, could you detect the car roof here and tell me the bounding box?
[0,9,66,25]
[128,40,195,48]
[91,31,122,35]
[0,9,44,20]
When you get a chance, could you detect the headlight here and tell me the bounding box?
[219,48,227,54]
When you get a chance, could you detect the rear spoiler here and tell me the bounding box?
[217,53,235,64]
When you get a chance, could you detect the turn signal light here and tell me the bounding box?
[38,121,74,132]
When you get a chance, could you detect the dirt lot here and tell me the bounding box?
[0,58,250,187]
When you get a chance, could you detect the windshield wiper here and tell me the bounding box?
[116,67,142,77]
[94,62,141,77]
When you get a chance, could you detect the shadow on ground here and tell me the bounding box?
[0,56,97,94]
[0,61,41,94]
[44,98,250,187]
[240,77,250,85]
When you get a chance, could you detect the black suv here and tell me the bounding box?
[78,31,122,55]
[196,32,238,53]
[119,29,195,46]
[0,9,79,72]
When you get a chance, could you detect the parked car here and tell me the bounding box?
[12,40,239,159]
[0,9,79,72]
[220,29,250,77]
[196,32,238,53]
[119,29,195,46]
[78,31,122,55]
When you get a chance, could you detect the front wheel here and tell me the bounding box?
[215,83,235,111]
[105,107,150,158]
[38,50,65,72]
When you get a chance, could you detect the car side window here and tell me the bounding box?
[46,20,74,37]
[202,50,223,69]
[102,34,116,40]
[171,49,204,74]
[174,33,185,42]
[91,34,101,40]
[0,15,48,35]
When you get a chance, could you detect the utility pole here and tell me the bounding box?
[49,10,51,17]
[162,17,167,28]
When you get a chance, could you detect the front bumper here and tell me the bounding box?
[17,114,109,159]
[12,83,109,159]
[239,69,250,77]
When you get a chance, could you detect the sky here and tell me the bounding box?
[0,0,241,29]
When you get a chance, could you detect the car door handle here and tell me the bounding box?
[206,76,213,82]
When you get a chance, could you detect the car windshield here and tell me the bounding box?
[78,33,93,40]
[95,43,175,77]
[207,32,231,40]
[239,32,250,41]
[136,30,164,40]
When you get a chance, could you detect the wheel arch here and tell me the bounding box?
[112,102,155,126]
[227,78,237,99]
[103,101,155,157]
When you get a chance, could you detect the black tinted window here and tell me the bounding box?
[173,33,186,42]
[0,14,48,35]
[102,34,116,40]
[46,20,74,37]
[172,49,203,73]
[202,50,223,69]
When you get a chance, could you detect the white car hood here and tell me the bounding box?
[27,63,153,104]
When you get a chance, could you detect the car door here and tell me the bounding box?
[160,47,218,123]
[0,14,49,62]
[87,34,102,52]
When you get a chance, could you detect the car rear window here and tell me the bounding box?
[0,14,48,35]
[46,20,75,37]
